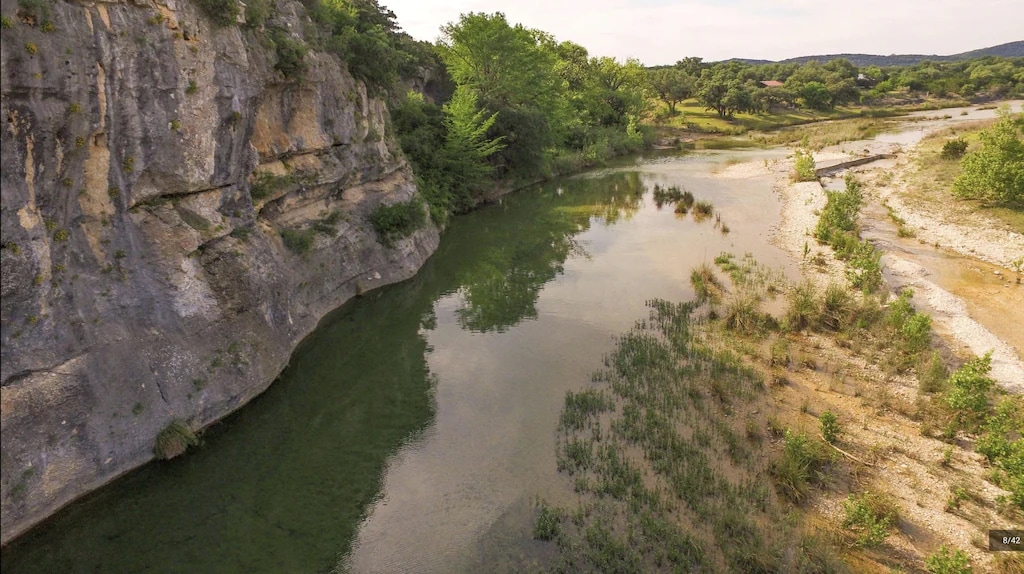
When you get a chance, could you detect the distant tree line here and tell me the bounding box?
[646,56,1024,118]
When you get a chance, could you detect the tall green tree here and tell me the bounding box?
[584,57,648,126]
[442,85,505,186]
[697,66,754,118]
[437,12,562,112]
[648,68,695,115]
[438,12,567,175]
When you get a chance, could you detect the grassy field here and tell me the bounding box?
[904,120,1024,233]
[646,95,973,140]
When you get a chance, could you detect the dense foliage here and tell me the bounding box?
[390,12,650,223]
[952,110,1024,205]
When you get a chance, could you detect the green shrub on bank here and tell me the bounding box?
[952,110,1024,206]
[814,175,883,293]
[925,544,971,574]
[945,352,995,432]
[792,149,817,182]
[842,491,898,547]
[772,429,832,503]
[940,138,968,160]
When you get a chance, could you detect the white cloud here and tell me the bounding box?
[384,0,1022,64]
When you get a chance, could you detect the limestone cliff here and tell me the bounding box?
[0,0,439,543]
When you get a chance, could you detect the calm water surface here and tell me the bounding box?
[2,149,796,573]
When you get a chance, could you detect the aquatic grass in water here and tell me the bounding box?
[546,295,844,572]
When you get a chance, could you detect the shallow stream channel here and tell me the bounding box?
[2,148,799,573]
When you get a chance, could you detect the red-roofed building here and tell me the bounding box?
[760,80,785,88]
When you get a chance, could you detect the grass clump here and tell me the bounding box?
[918,351,948,394]
[154,420,199,460]
[784,280,818,332]
[370,197,426,247]
[772,429,832,503]
[534,502,562,541]
[842,491,899,547]
[689,262,724,304]
[560,389,613,432]
[692,200,714,220]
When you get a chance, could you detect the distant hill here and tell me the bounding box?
[731,41,1024,67]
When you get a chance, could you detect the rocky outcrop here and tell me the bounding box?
[0,0,439,543]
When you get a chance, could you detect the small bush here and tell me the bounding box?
[925,545,971,574]
[195,0,239,27]
[154,420,199,459]
[945,352,995,432]
[819,411,840,444]
[940,138,968,160]
[842,491,898,546]
[370,197,426,247]
[918,352,948,394]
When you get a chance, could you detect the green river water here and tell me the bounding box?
[1,149,796,573]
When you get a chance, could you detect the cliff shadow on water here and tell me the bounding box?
[0,170,651,573]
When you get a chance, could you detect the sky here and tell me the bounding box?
[381,0,1023,65]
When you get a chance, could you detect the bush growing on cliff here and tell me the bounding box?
[195,0,239,27]
[270,28,308,79]
[154,420,199,459]
[370,196,425,247]
[280,227,316,253]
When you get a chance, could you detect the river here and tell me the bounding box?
[2,148,798,573]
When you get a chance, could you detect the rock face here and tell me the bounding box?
[0,0,439,543]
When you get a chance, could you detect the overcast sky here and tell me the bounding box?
[382,0,1022,65]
